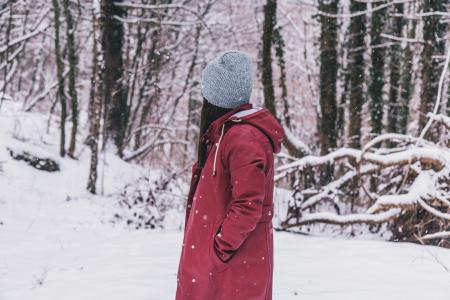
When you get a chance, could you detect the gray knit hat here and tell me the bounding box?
[201,50,253,109]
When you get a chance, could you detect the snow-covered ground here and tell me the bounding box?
[1,102,450,300]
[2,206,450,300]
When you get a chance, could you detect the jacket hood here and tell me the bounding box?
[201,103,285,153]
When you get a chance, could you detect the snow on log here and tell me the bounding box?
[6,143,60,172]
[367,171,435,213]
[421,231,450,240]
[282,209,401,227]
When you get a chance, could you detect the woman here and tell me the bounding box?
[175,50,284,300]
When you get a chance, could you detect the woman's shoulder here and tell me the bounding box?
[223,123,271,151]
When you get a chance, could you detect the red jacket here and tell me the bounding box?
[175,103,284,300]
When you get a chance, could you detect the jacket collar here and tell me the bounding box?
[200,103,252,144]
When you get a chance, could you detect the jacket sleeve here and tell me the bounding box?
[213,131,268,262]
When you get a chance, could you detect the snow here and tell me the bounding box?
[2,213,450,299]
[1,161,450,300]
[1,103,450,300]
[298,208,402,225]
[367,171,435,213]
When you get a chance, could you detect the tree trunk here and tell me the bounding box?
[337,43,350,146]
[63,0,79,158]
[347,0,367,148]
[133,28,162,151]
[273,26,291,129]
[0,1,13,110]
[124,22,151,144]
[87,6,102,194]
[398,8,417,134]
[101,0,129,157]
[369,1,387,136]
[386,3,404,134]
[52,0,67,157]
[318,0,338,181]
[419,0,446,131]
[261,0,308,158]
[261,0,277,116]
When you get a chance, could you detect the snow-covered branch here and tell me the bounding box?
[113,15,202,27]
[276,144,447,180]
[278,129,450,244]
[422,231,450,240]
[282,209,401,227]
[0,7,49,53]
[317,0,413,19]
[427,113,450,129]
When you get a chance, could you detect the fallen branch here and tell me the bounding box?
[282,209,401,228]
[422,231,450,240]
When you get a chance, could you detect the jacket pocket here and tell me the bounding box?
[208,220,230,273]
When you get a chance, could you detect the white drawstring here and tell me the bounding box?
[212,124,225,176]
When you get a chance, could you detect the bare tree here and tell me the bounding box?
[52,0,67,157]
[369,0,387,136]
[318,0,338,181]
[347,0,367,149]
[261,0,309,158]
[419,0,447,131]
[87,1,102,194]
[101,0,129,156]
[63,0,79,158]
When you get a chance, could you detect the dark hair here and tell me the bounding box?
[197,98,232,168]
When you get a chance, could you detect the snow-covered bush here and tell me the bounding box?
[111,172,185,230]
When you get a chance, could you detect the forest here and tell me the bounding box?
[1,0,450,298]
